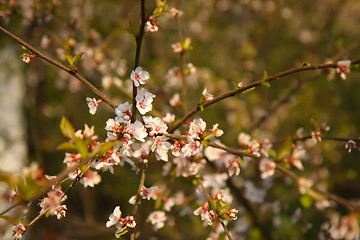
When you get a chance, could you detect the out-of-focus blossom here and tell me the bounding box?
[336,60,351,80]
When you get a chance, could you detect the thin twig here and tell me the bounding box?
[199,180,233,240]
[0,25,117,109]
[131,0,146,122]
[169,60,360,133]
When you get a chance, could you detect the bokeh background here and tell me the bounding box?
[1,0,360,239]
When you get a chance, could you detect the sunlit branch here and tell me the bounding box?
[199,180,233,240]
[169,60,360,133]
[0,25,117,109]
[163,133,360,211]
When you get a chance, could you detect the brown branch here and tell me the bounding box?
[0,25,117,109]
[199,180,233,240]
[131,0,146,122]
[163,133,360,211]
[169,60,360,133]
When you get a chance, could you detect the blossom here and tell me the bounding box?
[194,202,212,226]
[170,93,181,107]
[130,120,148,142]
[345,140,357,152]
[297,177,313,194]
[80,169,101,188]
[148,211,167,230]
[136,87,155,115]
[238,132,251,146]
[143,116,168,136]
[115,102,132,123]
[22,54,36,63]
[284,146,305,170]
[86,97,102,115]
[187,118,206,139]
[144,16,159,33]
[323,212,360,240]
[182,136,202,157]
[202,87,214,101]
[224,154,241,177]
[259,158,276,179]
[162,112,175,124]
[39,188,66,217]
[336,60,351,80]
[171,42,183,53]
[131,66,150,87]
[151,136,171,161]
[140,186,154,200]
[12,223,27,239]
[226,208,239,221]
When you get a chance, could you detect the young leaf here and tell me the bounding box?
[60,116,75,141]
[57,142,77,151]
[260,70,270,88]
[73,51,84,66]
[66,54,74,66]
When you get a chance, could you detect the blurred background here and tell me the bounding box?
[1,0,360,239]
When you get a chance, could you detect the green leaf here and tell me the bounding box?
[153,0,168,17]
[60,116,75,141]
[57,142,77,151]
[300,194,313,208]
[204,130,218,141]
[239,156,245,166]
[66,54,74,66]
[74,137,89,159]
[242,87,255,94]
[182,38,193,51]
[73,52,84,66]
[201,140,209,147]
[260,70,270,88]
[90,141,119,158]
[268,148,277,159]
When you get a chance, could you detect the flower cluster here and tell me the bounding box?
[106,206,136,238]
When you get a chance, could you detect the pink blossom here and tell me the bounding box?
[224,154,241,177]
[297,177,313,194]
[187,118,206,139]
[151,136,171,161]
[136,87,155,115]
[259,158,276,179]
[130,120,148,142]
[171,42,183,53]
[86,97,102,115]
[115,102,132,123]
[12,223,27,239]
[170,93,181,107]
[143,116,168,136]
[162,112,175,124]
[202,87,214,101]
[80,169,101,188]
[131,66,150,87]
[345,140,357,152]
[194,202,212,225]
[39,188,66,217]
[140,186,154,200]
[144,16,159,33]
[148,211,167,230]
[182,136,202,157]
[336,60,351,80]
[22,54,36,63]
[238,132,251,146]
